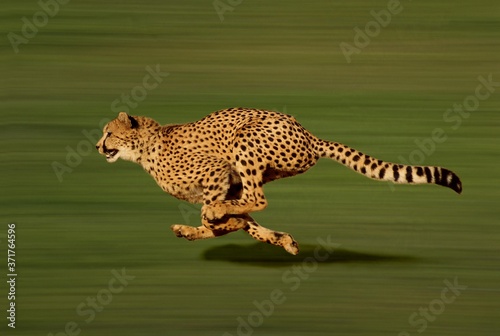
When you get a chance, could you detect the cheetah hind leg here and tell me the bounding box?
[242,215,299,255]
[171,216,299,255]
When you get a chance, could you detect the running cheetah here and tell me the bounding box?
[96,108,462,255]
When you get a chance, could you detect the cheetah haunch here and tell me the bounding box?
[96,108,462,255]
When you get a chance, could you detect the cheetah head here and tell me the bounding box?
[96,112,151,163]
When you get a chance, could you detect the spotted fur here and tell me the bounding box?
[96,108,462,254]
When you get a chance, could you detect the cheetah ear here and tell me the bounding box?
[117,112,139,129]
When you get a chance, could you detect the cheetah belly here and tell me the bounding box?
[159,181,204,204]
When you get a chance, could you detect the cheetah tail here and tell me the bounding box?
[316,139,462,194]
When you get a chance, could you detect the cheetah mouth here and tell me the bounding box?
[104,149,119,162]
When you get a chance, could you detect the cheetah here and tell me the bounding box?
[96,108,462,255]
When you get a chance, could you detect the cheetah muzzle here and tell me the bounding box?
[96,108,462,255]
[104,148,119,162]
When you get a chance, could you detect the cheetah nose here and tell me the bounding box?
[95,145,100,150]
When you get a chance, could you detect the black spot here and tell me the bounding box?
[371,163,378,170]
[436,168,449,187]
[406,166,413,183]
[392,165,400,182]
[424,167,432,183]
[353,155,360,162]
[345,151,351,157]
[379,168,386,179]
[274,232,284,239]
[434,167,441,185]
[452,176,462,193]
[416,167,424,176]
[360,167,367,174]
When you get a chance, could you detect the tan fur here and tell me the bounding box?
[96,108,461,254]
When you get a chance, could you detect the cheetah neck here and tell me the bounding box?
[134,124,178,166]
[133,125,162,165]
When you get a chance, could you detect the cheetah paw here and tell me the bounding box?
[281,234,300,255]
[170,224,196,241]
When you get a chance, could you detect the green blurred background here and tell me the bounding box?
[1,0,499,335]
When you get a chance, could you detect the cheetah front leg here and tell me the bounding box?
[170,224,220,241]
[171,216,299,255]
[171,215,248,241]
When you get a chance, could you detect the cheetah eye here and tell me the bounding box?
[107,132,112,136]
